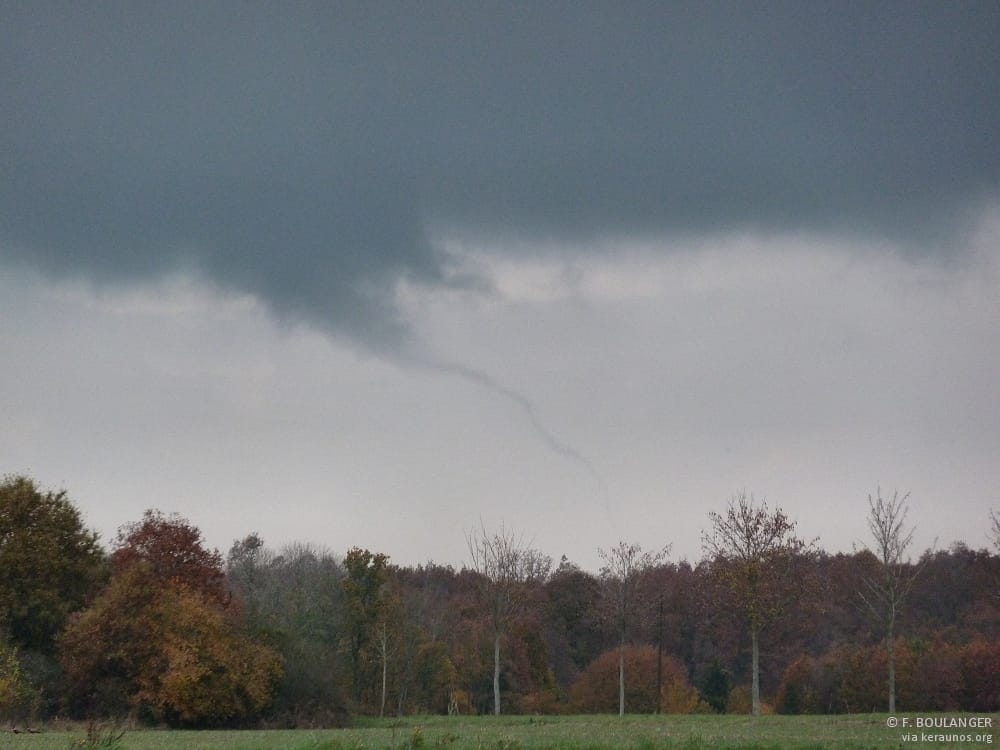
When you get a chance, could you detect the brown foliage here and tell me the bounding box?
[147,587,283,726]
[702,492,814,716]
[702,493,813,632]
[774,655,817,714]
[569,645,702,714]
[775,639,999,714]
[62,512,282,726]
[959,640,1000,711]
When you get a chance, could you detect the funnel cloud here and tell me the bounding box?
[414,357,611,514]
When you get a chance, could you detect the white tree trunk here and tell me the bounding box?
[493,632,501,716]
[379,623,388,718]
[751,627,761,717]
[887,614,896,713]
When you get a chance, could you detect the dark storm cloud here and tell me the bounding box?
[2,1,998,344]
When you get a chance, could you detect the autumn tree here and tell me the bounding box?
[857,487,924,713]
[147,585,282,726]
[61,511,282,725]
[466,523,550,715]
[61,564,282,725]
[598,541,669,716]
[113,509,226,603]
[569,645,701,714]
[702,492,812,716]
[0,475,105,654]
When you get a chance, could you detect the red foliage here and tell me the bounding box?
[111,509,226,603]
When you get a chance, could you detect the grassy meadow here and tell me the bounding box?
[7,714,998,750]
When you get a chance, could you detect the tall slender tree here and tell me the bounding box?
[341,547,390,710]
[466,523,550,715]
[598,541,669,716]
[858,488,924,713]
[702,491,811,716]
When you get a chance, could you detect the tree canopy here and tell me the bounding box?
[60,510,282,726]
[2,474,998,726]
[0,475,104,653]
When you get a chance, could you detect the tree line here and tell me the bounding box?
[1,474,998,728]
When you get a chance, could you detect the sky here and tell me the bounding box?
[2,2,999,571]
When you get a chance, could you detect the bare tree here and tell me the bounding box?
[599,541,670,716]
[858,488,926,713]
[702,491,811,716]
[466,523,551,715]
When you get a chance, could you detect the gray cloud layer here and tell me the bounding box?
[3,2,998,346]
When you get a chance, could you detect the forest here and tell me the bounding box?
[1,474,998,729]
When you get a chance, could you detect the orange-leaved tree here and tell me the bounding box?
[569,645,702,714]
[61,510,281,725]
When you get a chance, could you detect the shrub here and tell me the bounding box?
[569,645,703,713]
[726,684,774,715]
[519,687,563,714]
[959,640,1000,711]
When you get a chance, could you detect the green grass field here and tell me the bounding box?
[7,714,998,750]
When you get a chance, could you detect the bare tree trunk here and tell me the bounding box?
[493,631,501,716]
[858,487,922,717]
[618,637,625,717]
[887,613,896,713]
[379,623,388,718]
[380,651,387,718]
[751,626,761,717]
[656,594,663,714]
